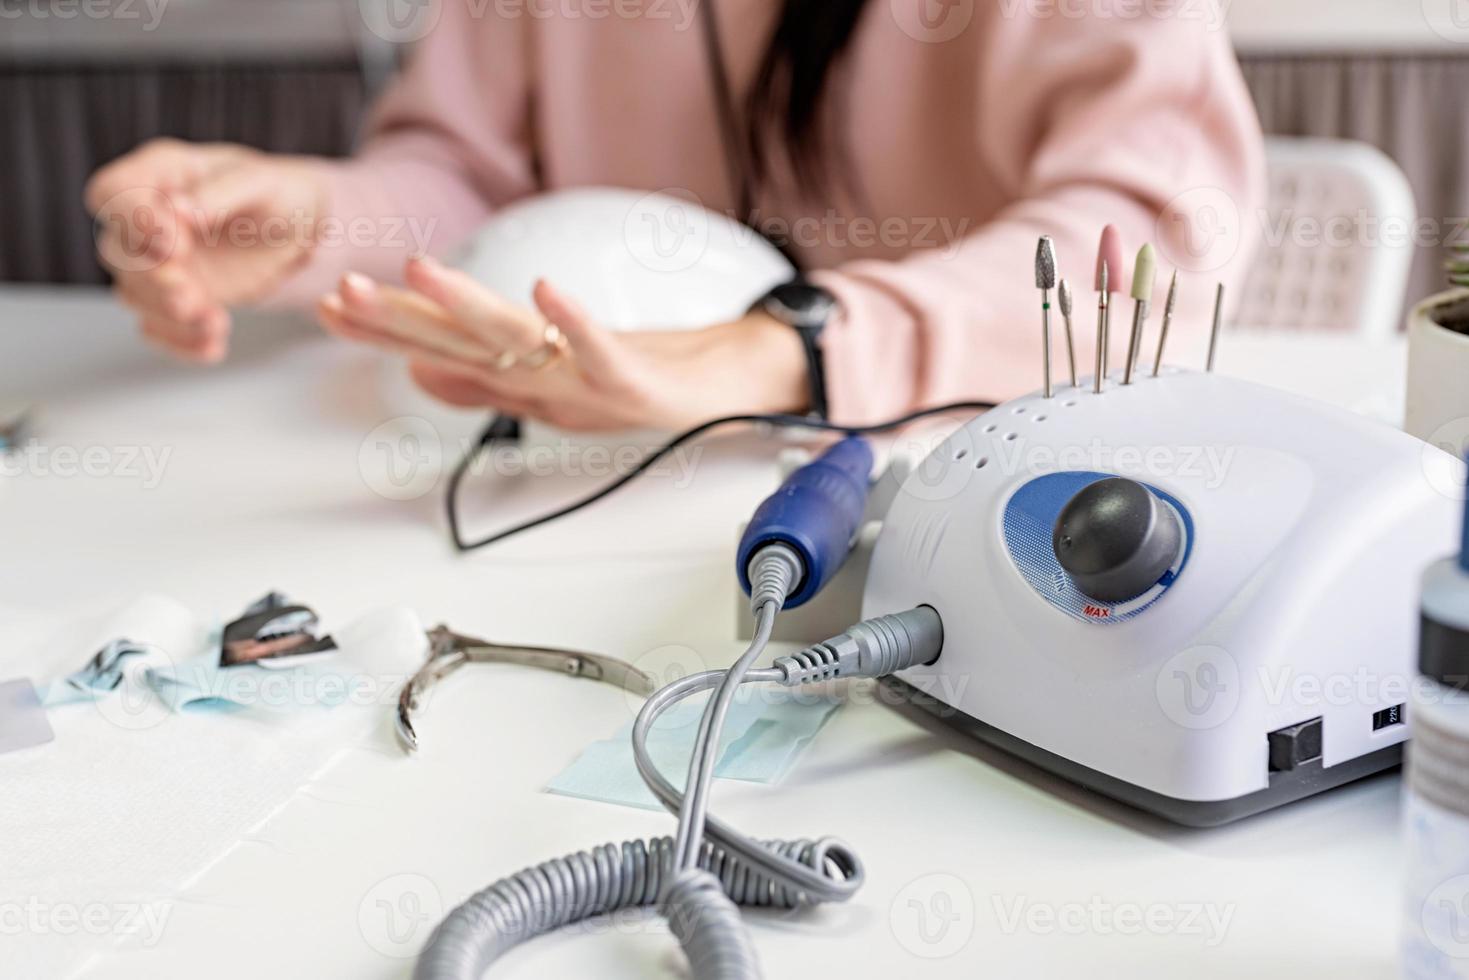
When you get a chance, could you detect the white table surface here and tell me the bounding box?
[0,286,1412,979]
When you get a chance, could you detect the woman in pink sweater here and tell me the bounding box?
[87,0,1263,427]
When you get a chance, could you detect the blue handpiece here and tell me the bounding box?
[737,436,874,609]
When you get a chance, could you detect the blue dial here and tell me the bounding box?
[1001,471,1193,624]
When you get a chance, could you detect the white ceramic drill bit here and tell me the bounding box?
[1123,244,1156,386]
[1058,278,1078,387]
[1036,236,1057,398]
[1152,270,1178,377]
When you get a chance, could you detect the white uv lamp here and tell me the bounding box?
[863,368,1465,826]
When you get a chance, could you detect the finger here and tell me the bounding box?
[336,274,500,367]
[85,139,244,215]
[188,163,283,221]
[320,297,539,413]
[404,255,544,354]
[532,279,621,378]
[114,264,218,327]
[94,185,193,274]
[139,311,229,364]
[184,164,312,281]
[407,361,540,415]
[319,293,484,369]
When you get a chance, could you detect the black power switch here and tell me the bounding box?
[1267,718,1324,773]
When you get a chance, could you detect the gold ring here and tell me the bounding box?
[518,323,568,372]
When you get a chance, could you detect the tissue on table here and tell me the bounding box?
[35,595,424,716]
[546,685,842,810]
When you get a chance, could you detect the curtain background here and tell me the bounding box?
[1239,53,1469,317]
[0,61,366,284]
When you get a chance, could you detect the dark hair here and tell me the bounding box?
[745,0,872,199]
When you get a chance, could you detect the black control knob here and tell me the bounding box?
[1052,478,1182,603]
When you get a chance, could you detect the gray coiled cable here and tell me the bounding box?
[414,558,940,979]
[630,667,866,908]
[411,835,841,980]
[413,653,865,978]
[415,550,857,980]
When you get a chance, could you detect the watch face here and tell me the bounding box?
[767,282,837,330]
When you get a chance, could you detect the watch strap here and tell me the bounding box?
[751,281,834,419]
[793,322,829,420]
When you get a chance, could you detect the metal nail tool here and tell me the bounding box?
[1058,279,1078,387]
[1207,282,1225,372]
[220,593,337,667]
[1152,271,1178,377]
[396,624,658,753]
[1036,236,1058,398]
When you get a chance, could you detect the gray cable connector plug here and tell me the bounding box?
[746,543,802,615]
[773,606,943,685]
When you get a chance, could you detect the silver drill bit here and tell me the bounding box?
[1124,300,1149,383]
[1132,301,1150,374]
[1206,282,1225,372]
[1094,261,1109,395]
[1058,279,1078,387]
[1152,271,1178,377]
[1036,236,1057,398]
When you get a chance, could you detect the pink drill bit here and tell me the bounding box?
[1093,225,1124,392]
[1095,224,1124,293]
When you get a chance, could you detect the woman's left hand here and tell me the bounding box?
[315,256,810,431]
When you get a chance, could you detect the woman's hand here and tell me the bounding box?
[86,139,328,363]
[315,256,811,431]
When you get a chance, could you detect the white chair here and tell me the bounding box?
[1237,137,1416,339]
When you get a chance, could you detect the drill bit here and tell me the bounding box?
[1094,261,1109,394]
[1207,282,1225,372]
[1152,271,1178,377]
[1058,279,1078,387]
[1036,236,1057,398]
[1123,243,1156,385]
[1094,225,1123,393]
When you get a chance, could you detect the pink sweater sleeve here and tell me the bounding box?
[811,11,1266,424]
[271,5,536,305]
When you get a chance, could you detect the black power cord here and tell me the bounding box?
[445,400,997,553]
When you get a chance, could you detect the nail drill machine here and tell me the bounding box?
[844,233,1464,826]
[414,228,1468,980]
[864,365,1461,826]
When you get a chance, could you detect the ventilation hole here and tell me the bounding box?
[1012,406,1027,415]
[1035,415,1048,423]
[1064,400,1077,407]
[954,448,969,461]
[975,456,989,469]
[1004,432,1018,442]
[983,424,997,433]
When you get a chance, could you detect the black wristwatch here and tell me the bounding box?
[749,279,836,419]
